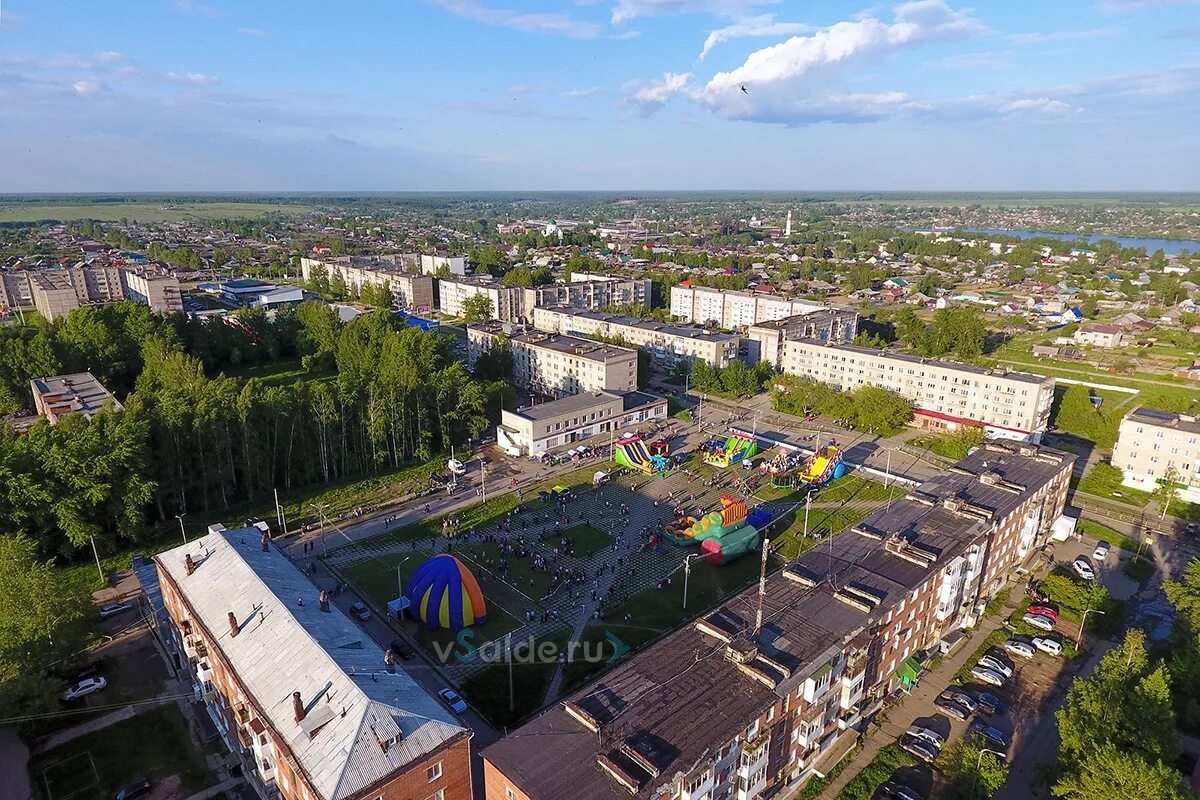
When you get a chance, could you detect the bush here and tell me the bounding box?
[1123,557,1155,582]
[835,745,916,800]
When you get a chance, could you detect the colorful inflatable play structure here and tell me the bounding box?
[663,495,771,565]
[404,554,488,631]
[613,435,669,475]
[704,433,758,468]
[799,444,846,486]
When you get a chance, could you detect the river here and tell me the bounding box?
[958,228,1200,256]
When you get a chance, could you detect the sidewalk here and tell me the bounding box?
[815,606,1016,799]
[30,694,179,755]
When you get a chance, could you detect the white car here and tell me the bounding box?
[62,677,107,701]
[1003,639,1036,659]
[1073,558,1096,581]
[99,602,134,619]
[447,459,467,476]
[970,666,1006,687]
[438,688,467,714]
[1022,612,1056,632]
[906,725,945,748]
[1032,637,1063,656]
[1093,541,1110,561]
[977,655,1013,679]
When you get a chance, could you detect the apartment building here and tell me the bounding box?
[31,372,123,423]
[420,254,467,276]
[0,271,32,308]
[122,266,184,314]
[532,307,741,369]
[440,276,652,323]
[482,442,1073,800]
[747,310,860,369]
[27,265,182,320]
[466,322,638,397]
[670,285,857,331]
[1072,323,1123,348]
[780,340,1055,441]
[497,390,668,457]
[299,255,436,310]
[155,528,473,800]
[1112,406,1200,501]
[29,271,86,320]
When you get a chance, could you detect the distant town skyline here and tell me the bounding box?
[2,0,1199,192]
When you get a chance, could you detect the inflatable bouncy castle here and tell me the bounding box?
[663,496,766,565]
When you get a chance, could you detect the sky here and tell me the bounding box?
[1,0,1199,191]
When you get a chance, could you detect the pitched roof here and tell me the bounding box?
[156,530,468,800]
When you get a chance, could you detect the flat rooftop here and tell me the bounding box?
[540,308,739,342]
[31,372,122,419]
[482,440,1073,800]
[1124,406,1200,435]
[786,338,1050,385]
[156,530,468,800]
[510,390,666,423]
[471,322,637,363]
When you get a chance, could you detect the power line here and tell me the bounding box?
[0,693,195,726]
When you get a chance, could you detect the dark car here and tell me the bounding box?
[390,639,416,660]
[973,691,1007,716]
[934,695,971,720]
[970,719,1011,749]
[880,783,923,800]
[349,603,371,622]
[898,735,940,763]
[112,779,151,800]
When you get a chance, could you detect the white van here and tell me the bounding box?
[447,459,467,476]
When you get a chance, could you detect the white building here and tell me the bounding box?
[497,390,667,457]
[671,284,855,330]
[299,255,435,310]
[467,322,638,397]
[440,276,652,323]
[1112,406,1200,502]
[780,340,1055,441]
[747,310,860,368]
[532,307,741,369]
[420,254,467,276]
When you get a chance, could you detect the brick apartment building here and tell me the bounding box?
[155,528,472,800]
[482,441,1073,800]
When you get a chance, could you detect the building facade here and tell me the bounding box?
[532,307,741,369]
[497,390,668,457]
[440,277,652,323]
[481,442,1073,800]
[467,322,638,397]
[27,265,181,320]
[670,285,856,331]
[419,255,467,276]
[438,278,524,322]
[780,340,1055,441]
[747,310,860,369]
[154,529,472,800]
[31,372,122,423]
[1072,323,1123,348]
[121,266,184,314]
[299,256,435,310]
[1112,406,1200,501]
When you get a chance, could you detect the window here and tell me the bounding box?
[427,762,442,782]
[427,791,444,800]
[506,789,517,800]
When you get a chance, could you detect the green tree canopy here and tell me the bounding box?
[461,294,495,324]
[1053,743,1193,800]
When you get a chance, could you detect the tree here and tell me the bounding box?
[850,386,913,435]
[1155,466,1181,520]
[1164,558,1200,730]
[939,739,1009,800]
[473,344,513,382]
[500,266,535,287]
[1052,743,1192,800]
[461,294,495,324]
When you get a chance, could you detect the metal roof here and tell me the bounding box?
[155,530,467,800]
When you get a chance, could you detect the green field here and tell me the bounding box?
[459,627,571,729]
[0,200,314,223]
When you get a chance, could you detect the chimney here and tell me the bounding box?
[293,691,305,723]
[185,554,195,576]
[228,611,240,638]
[260,531,270,552]
[319,590,331,613]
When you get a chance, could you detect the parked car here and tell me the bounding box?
[974,691,1007,716]
[1033,637,1063,656]
[970,666,1006,687]
[905,724,945,748]
[1027,605,1059,622]
[99,602,135,619]
[1003,639,1036,659]
[934,695,972,720]
[112,779,152,800]
[880,783,923,800]
[970,719,1011,749]
[977,655,1013,679]
[943,689,978,712]
[389,639,415,660]
[447,459,467,476]
[1093,541,1111,561]
[1073,557,1096,581]
[1022,612,1055,631]
[62,677,107,701]
[349,603,371,622]
[899,735,940,763]
[438,687,467,714]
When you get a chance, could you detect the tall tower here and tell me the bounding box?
[784,210,792,238]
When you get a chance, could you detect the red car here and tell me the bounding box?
[1027,605,1058,622]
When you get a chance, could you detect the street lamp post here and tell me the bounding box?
[478,456,487,501]
[802,491,812,539]
[175,512,188,544]
[973,747,1006,793]
[311,502,330,557]
[884,448,893,488]
[682,554,701,609]
[1078,608,1107,647]
[1136,534,1154,561]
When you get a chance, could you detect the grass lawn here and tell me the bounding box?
[1123,556,1156,582]
[909,434,970,461]
[769,503,882,561]
[217,356,336,387]
[554,523,614,558]
[814,475,906,505]
[1075,463,1152,507]
[460,627,571,730]
[834,744,917,800]
[1075,518,1143,554]
[29,706,215,800]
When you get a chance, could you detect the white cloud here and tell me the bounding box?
[166,72,219,85]
[610,0,773,24]
[72,80,104,96]
[622,72,694,115]
[561,86,603,98]
[1003,97,1077,114]
[236,27,274,38]
[928,50,1014,70]
[1098,0,1200,12]
[1009,27,1120,44]
[93,51,127,62]
[699,15,816,60]
[426,0,603,38]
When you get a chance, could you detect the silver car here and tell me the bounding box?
[977,655,1013,678]
[1003,639,1036,659]
[970,666,1006,687]
[1022,612,1055,631]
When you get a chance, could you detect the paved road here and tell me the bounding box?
[0,728,31,800]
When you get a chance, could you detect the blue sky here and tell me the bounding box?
[1,0,1199,191]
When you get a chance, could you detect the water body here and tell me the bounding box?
[958,228,1200,256]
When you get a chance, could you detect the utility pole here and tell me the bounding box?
[753,537,769,637]
[175,513,188,544]
[89,535,105,584]
[478,456,487,501]
[1078,608,1106,647]
[682,554,699,609]
[802,491,812,539]
[507,631,515,712]
[884,448,892,488]
[274,488,288,537]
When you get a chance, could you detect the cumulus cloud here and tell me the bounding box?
[699,15,816,60]
[426,0,602,38]
[610,0,774,25]
[72,79,105,96]
[166,72,219,85]
[622,72,694,115]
